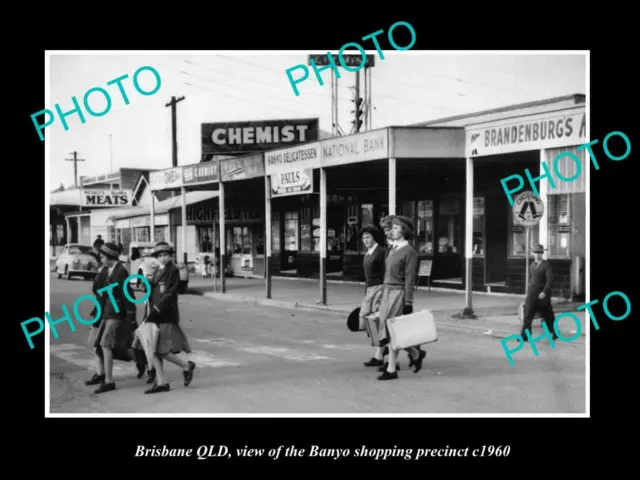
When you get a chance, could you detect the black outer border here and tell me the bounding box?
[10,11,635,471]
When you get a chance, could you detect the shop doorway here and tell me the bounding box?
[327,206,344,273]
[485,195,508,285]
[281,210,299,273]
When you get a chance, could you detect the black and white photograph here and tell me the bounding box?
[43,50,592,416]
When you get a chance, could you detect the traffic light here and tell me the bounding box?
[351,97,364,132]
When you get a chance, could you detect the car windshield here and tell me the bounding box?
[69,246,92,255]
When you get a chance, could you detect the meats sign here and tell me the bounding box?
[80,189,133,207]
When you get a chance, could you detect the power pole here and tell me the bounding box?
[165,96,185,168]
[65,151,85,188]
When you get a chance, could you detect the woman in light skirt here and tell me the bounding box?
[134,242,196,394]
[376,216,427,381]
[359,225,390,369]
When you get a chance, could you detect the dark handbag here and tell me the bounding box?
[347,307,361,332]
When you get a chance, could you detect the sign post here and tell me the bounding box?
[512,191,544,320]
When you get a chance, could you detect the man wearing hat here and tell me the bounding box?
[521,243,558,341]
[86,242,146,394]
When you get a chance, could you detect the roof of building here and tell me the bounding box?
[412,94,586,128]
[109,190,219,220]
[50,188,82,206]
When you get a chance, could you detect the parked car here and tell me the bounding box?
[55,244,100,280]
[121,241,189,293]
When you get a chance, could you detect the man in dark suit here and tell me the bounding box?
[521,243,558,341]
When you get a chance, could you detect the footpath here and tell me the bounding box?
[186,276,587,339]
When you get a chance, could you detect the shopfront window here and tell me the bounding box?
[284,211,298,252]
[345,204,359,253]
[197,227,216,253]
[417,200,434,254]
[508,210,540,256]
[436,198,461,254]
[301,208,312,252]
[271,211,281,252]
[232,226,252,254]
[548,194,571,258]
[154,227,166,243]
[359,203,375,253]
[473,197,485,256]
[135,227,149,242]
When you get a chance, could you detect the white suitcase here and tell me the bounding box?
[386,310,438,351]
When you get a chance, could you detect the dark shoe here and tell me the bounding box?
[364,358,384,367]
[413,350,427,373]
[146,369,156,384]
[85,373,105,386]
[136,363,146,379]
[408,347,425,368]
[377,370,398,381]
[183,361,196,387]
[145,383,170,394]
[94,382,116,394]
[378,362,400,372]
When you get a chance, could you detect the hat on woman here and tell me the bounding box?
[100,242,120,260]
[531,243,546,253]
[379,215,397,230]
[152,241,175,257]
[393,215,415,238]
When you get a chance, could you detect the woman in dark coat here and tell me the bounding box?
[360,225,389,369]
[138,242,195,395]
[376,216,427,381]
[88,242,147,394]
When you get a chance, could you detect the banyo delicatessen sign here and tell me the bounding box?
[265,143,320,198]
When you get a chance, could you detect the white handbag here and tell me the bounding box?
[386,309,438,351]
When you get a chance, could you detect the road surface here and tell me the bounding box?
[47,275,586,414]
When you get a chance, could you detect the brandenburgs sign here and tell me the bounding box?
[201,118,319,155]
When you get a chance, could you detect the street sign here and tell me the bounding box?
[513,191,544,227]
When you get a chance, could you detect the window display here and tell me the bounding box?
[417,200,434,254]
[436,198,461,254]
[271,211,280,252]
[284,211,299,252]
[508,209,540,256]
[473,197,485,256]
[548,194,571,258]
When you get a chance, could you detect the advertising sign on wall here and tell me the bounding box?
[321,129,389,167]
[270,169,314,198]
[202,118,319,155]
[183,162,219,185]
[80,189,133,207]
[81,172,120,186]
[220,153,265,182]
[466,109,586,157]
[265,142,320,198]
[149,167,183,191]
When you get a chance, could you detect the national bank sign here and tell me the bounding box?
[201,118,319,155]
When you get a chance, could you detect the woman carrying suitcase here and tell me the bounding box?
[376,216,427,381]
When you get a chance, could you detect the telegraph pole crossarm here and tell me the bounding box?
[65,151,85,188]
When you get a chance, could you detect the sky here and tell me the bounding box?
[48,52,586,190]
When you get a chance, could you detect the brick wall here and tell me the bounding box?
[506,258,571,298]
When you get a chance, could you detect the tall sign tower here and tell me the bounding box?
[307,54,375,136]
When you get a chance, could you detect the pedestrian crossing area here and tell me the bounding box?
[49,337,373,376]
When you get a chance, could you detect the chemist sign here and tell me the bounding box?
[513,191,544,227]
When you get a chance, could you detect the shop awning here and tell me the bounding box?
[110,190,219,221]
[50,188,82,206]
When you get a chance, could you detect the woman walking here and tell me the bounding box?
[359,225,389,369]
[87,242,147,394]
[377,216,427,381]
[138,241,196,395]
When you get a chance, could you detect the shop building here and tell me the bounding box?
[144,94,586,307]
